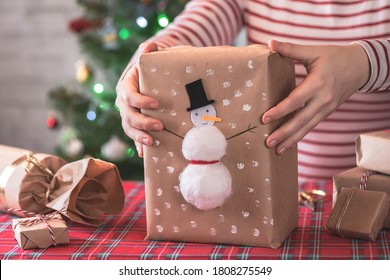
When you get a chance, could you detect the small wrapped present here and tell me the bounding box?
[333,167,390,228]
[0,145,67,214]
[12,213,69,249]
[139,45,297,248]
[326,187,390,241]
[0,145,125,226]
[356,130,390,175]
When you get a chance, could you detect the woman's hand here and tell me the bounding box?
[262,39,370,154]
[115,42,163,157]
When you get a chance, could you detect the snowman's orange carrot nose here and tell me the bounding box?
[202,115,222,122]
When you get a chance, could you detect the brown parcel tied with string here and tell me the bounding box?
[326,187,390,241]
[356,130,390,175]
[12,213,69,249]
[0,145,125,226]
[333,167,390,228]
[139,45,298,248]
[0,145,67,215]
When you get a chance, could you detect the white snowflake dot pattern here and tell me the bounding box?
[270,218,274,226]
[264,133,269,137]
[247,60,254,69]
[173,226,179,233]
[209,228,217,236]
[245,80,254,87]
[228,65,233,72]
[156,225,163,232]
[174,185,180,192]
[152,157,159,163]
[181,204,188,211]
[154,140,160,146]
[219,214,225,223]
[156,188,163,196]
[263,216,269,224]
[223,99,231,106]
[262,92,267,100]
[206,69,214,76]
[152,89,159,95]
[237,163,245,169]
[166,166,175,174]
[253,228,260,237]
[170,89,177,96]
[234,90,242,97]
[190,221,197,228]
[231,225,238,234]
[243,104,252,111]
[255,200,261,207]
[164,71,170,75]
[265,178,271,182]
[186,66,193,73]
[150,67,157,72]
[242,211,250,218]
[164,202,171,209]
[229,123,237,129]
[248,187,255,193]
[154,208,161,216]
[168,151,174,157]
[223,81,231,88]
[252,161,260,167]
[170,110,177,116]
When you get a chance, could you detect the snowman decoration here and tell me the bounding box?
[179,79,232,211]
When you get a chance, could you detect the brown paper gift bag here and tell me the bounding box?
[356,130,390,175]
[333,167,390,228]
[326,187,390,241]
[139,45,298,248]
[12,213,69,249]
[47,158,125,226]
[0,145,67,214]
[0,145,125,226]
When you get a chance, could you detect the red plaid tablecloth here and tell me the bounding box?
[1,181,389,260]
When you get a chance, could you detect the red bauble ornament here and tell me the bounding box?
[46,116,58,129]
[68,18,96,33]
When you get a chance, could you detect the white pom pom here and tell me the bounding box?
[180,164,232,211]
[182,126,227,161]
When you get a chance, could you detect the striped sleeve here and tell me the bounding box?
[355,39,390,92]
[150,0,244,48]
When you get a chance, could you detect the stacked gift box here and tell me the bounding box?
[327,130,390,241]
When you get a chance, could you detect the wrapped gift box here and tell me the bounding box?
[326,187,390,241]
[12,213,69,249]
[139,45,297,248]
[356,130,390,175]
[333,167,390,228]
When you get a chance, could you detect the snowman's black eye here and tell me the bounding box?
[206,109,209,113]
[195,113,198,116]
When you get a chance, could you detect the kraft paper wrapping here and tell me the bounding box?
[0,145,125,226]
[139,45,298,248]
[12,213,69,249]
[326,188,390,241]
[356,130,390,175]
[0,145,67,214]
[333,167,390,228]
[47,158,125,226]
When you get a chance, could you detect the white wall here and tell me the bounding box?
[0,0,80,153]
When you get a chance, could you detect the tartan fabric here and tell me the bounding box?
[1,181,389,260]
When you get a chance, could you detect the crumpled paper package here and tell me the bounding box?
[333,167,390,228]
[326,187,390,241]
[12,213,69,249]
[356,130,390,175]
[0,145,125,226]
[139,45,298,248]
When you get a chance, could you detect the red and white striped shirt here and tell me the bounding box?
[149,0,390,182]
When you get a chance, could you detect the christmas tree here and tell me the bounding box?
[47,0,189,180]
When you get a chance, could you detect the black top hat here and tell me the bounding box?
[185,79,215,111]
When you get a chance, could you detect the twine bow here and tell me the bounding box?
[9,208,66,247]
[359,170,376,190]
